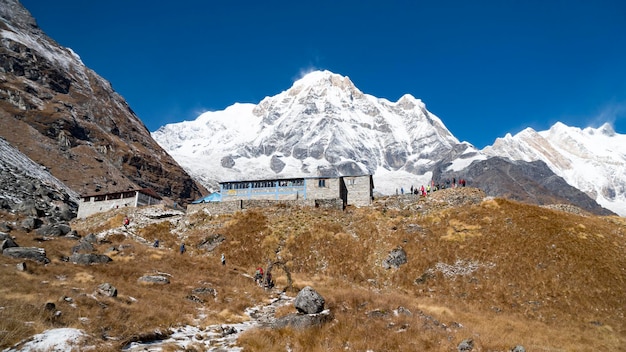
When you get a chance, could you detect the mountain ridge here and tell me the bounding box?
[153,70,624,216]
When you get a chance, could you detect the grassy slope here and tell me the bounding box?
[1,188,625,351]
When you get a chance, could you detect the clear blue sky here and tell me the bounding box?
[21,0,626,148]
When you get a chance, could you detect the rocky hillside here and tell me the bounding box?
[0,0,205,204]
[1,188,625,351]
[0,136,78,224]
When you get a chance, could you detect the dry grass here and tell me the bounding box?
[1,189,625,351]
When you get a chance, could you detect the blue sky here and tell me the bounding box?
[21,0,626,148]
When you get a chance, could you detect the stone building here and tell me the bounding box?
[77,188,162,219]
[189,175,373,214]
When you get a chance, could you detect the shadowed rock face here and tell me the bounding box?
[434,157,614,216]
[0,0,205,205]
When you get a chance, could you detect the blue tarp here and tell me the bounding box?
[192,192,222,204]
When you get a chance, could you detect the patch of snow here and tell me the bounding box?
[3,328,87,352]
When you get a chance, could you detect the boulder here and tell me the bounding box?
[69,253,112,265]
[17,199,44,217]
[1,238,18,250]
[3,247,50,264]
[511,346,526,352]
[20,217,43,232]
[383,247,407,269]
[83,233,98,244]
[16,262,27,271]
[0,223,12,232]
[192,287,217,298]
[96,283,118,297]
[35,224,63,236]
[272,310,333,329]
[458,338,474,351]
[137,275,170,285]
[71,241,94,254]
[294,286,325,314]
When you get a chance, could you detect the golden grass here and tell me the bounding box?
[1,191,625,351]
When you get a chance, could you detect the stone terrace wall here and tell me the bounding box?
[187,197,343,215]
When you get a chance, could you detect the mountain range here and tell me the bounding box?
[153,70,625,216]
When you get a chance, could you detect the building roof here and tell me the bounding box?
[81,188,162,200]
[218,174,372,184]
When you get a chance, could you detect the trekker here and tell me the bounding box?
[180,243,186,254]
[123,216,130,229]
[153,239,159,248]
[265,272,274,288]
[221,253,226,266]
[254,267,264,285]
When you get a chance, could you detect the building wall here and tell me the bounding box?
[305,177,342,200]
[344,175,373,206]
[77,196,137,219]
[77,191,161,219]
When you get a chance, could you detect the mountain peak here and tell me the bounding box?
[585,122,615,137]
[291,70,358,92]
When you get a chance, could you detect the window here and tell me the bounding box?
[318,179,326,187]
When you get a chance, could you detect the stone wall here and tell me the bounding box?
[186,197,343,215]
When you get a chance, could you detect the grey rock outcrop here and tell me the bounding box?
[272,310,333,329]
[457,338,474,351]
[137,275,170,285]
[294,286,325,314]
[3,246,49,264]
[69,253,112,265]
[383,247,407,269]
[71,240,95,254]
[35,223,72,237]
[96,283,118,297]
[20,217,43,232]
[1,237,18,250]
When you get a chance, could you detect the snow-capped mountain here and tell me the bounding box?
[153,70,624,216]
[153,70,479,194]
[483,122,626,216]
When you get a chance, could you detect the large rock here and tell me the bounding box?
[272,310,333,329]
[137,275,170,285]
[383,247,407,269]
[294,286,325,314]
[20,217,43,232]
[3,247,50,264]
[69,253,112,265]
[96,283,118,297]
[71,240,95,254]
[1,237,18,250]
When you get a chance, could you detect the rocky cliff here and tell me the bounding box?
[0,0,205,204]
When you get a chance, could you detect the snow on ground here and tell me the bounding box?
[2,328,88,352]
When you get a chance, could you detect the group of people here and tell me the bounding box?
[254,267,274,289]
[397,177,468,197]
